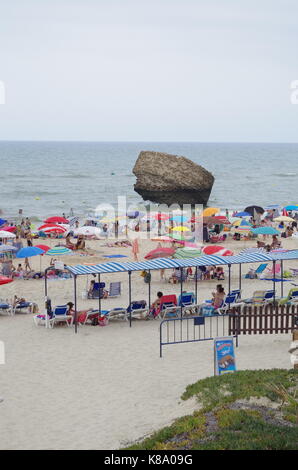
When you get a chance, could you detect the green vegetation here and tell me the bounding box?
[126,369,298,450]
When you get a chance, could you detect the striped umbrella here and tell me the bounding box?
[202,246,234,256]
[46,246,73,256]
[173,247,202,259]
[42,226,67,234]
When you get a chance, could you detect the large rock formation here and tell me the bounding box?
[133,151,214,206]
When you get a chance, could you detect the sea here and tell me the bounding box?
[0,141,297,222]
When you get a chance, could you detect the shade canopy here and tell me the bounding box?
[66,250,298,276]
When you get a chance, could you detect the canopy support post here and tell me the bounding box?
[128,271,132,327]
[195,267,198,303]
[74,274,78,334]
[98,273,101,315]
[180,267,183,318]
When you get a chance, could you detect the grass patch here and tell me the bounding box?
[125,369,298,450]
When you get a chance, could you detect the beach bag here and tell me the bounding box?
[144,272,151,284]
[98,316,109,327]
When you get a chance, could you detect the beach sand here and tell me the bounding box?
[0,234,297,449]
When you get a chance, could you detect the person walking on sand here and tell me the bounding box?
[132,237,139,261]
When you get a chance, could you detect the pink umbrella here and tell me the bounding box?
[1,226,16,232]
[202,245,234,256]
[0,276,13,285]
[44,216,69,224]
[145,247,175,260]
[42,226,67,234]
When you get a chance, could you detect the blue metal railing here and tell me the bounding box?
[159,314,238,357]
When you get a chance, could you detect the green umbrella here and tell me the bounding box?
[173,247,202,259]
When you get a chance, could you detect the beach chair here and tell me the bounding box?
[48,305,73,328]
[263,290,275,304]
[105,307,127,321]
[126,300,148,320]
[13,301,34,314]
[279,288,298,305]
[230,289,242,301]
[178,292,198,316]
[108,282,121,298]
[290,268,298,277]
[245,263,268,279]
[87,282,106,299]
[158,295,179,319]
[0,300,13,316]
[243,290,266,305]
[261,263,281,279]
[217,292,242,315]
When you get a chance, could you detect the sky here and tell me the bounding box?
[0,0,297,142]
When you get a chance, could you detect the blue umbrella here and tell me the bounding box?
[252,227,280,235]
[234,211,251,217]
[170,215,188,222]
[16,247,44,258]
[284,205,298,211]
[0,219,7,227]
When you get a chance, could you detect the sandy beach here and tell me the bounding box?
[0,233,297,450]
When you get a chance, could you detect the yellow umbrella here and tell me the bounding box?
[172,226,190,232]
[232,219,242,227]
[202,207,220,217]
[273,216,295,222]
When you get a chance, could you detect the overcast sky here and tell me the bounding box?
[0,0,297,142]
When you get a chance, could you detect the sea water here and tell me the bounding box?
[0,141,297,220]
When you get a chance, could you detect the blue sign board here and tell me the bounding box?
[214,337,236,376]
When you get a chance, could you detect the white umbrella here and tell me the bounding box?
[75,226,102,237]
[0,230,16,238]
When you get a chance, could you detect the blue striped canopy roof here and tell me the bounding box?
[66,250,298,276]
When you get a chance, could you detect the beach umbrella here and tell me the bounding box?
[44,216,69,224]
[35,244,51,253]
[173,247,202,259]
[0,218,7,227]
[239,247,267,255]
[0,230,16,239]
[170,215,188,223]
[202,246,234,256]
[0,276,13,285]
[144,247,175,260]
[252,227,280,235]
[244,206,264,216]
[172,226,190,232]
[153,213,170,221]
[1,226,16,233]
[0,245,17,252]
[273,216,295,223]
[127,211,139,218]
[213,216,231,224]
[234,211,251,217]
[283,205,298,211]
[42,226,67,234]
[46,246,72,256]
[16,246,44,258]
[168,233,187,241]
[75,226,102,237]
[202,207,220,217]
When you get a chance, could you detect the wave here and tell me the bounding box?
[273,172,297,177]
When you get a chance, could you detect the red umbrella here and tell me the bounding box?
[0,276,13,285]
[202,246,234,256]
[44,216,69,224]
[153,213,170,221]
[42,226,67,234]
[35,244,51,253]
[145,247,175,260]
[1,226,16,232]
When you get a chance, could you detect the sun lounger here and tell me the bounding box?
[279,288,298,305]
[13,301,35,314]
[126,300,148,320]
[158,295,179,319]
[108,282,121,298]
[217,292,243,315]
[245,263,268,279]
[290,268,298,277]
[178,292,199,316]
[0,301,13,315]
[48,305,73,328]
[87,282,106,299]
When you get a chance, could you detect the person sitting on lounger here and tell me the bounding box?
[75,236,86,250]
[150,291,163,317]
[211,286,225,309]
